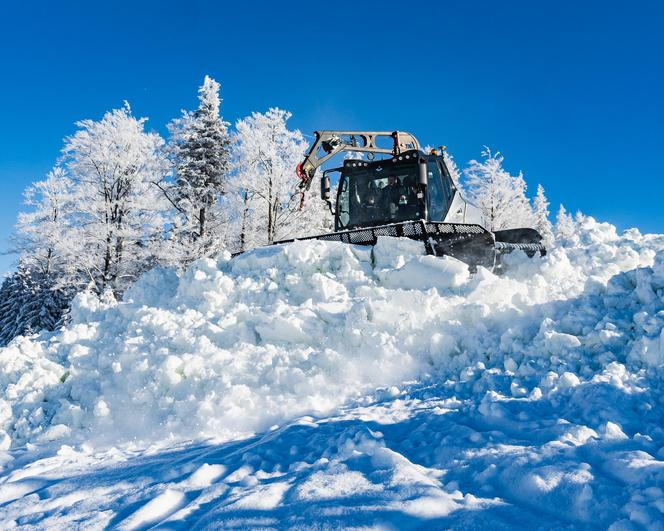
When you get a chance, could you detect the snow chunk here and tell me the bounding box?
[372,236,425,269]
[559,372,581,389]
[378,254,470,291]
[600,421,629,441]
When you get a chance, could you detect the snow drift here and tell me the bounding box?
[2,215,664,528]
[2,215,663,450]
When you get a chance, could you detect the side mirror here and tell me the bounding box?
[321,175,331,201]
[418,159,428,186]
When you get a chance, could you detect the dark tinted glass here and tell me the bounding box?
[427,161,445,221]
[337,160,423,230]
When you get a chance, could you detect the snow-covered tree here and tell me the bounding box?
[422,146,463,191]
[4,169,77,345]
[555,204,576,241]
[12,167,74,277]
[60,103,169,294]
[463,148,535,231]
[163,76,231,263]
[532,184,554,246]
[229,108,330,251]
[443,150,462,189]
[0,263,74,347]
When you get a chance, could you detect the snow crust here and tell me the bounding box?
[2,215,664,528]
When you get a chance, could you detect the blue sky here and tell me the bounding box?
[1,0,662,275]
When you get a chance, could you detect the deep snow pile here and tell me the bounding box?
[1,215,662,449]
[2,215,664,529]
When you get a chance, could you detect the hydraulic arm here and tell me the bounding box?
[296,130,420,192]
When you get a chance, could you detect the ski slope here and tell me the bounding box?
[1,215,664,529]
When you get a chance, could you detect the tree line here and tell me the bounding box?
[0,75,574,346]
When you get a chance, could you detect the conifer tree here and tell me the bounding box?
[443,150,462,190]
[0,263,74,347]
[6,169,76,344]
[165,76,231,262]
[556,204,576,242]
[533,184,555,246]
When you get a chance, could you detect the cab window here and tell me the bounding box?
[438,161,453,201]
[337,176,350,229]
[427,160,445,220]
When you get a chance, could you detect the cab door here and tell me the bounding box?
[426,158,451,221]
[437,159,463,222]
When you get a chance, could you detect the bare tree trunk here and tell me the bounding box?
[102,185,112,292]
[267,177,274,244]
[115,208,124,267]
[103,234,112,291]
[199,207,206,239]
[44,248,53,277]
[240,190,250,252]
[271,200,279,243]
[115,236,123,277]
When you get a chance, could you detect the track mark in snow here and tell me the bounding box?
[184,463,226,488]
[118,489,186,530]
[0,479,48,505]
[227,481,291,510]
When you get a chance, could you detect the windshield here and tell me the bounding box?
[336,159,423,230]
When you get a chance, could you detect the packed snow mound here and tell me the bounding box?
[1,215,664,452]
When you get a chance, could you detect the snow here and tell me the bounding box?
[2,215,664,528]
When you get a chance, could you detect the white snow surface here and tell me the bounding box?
[2,215,664,529]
